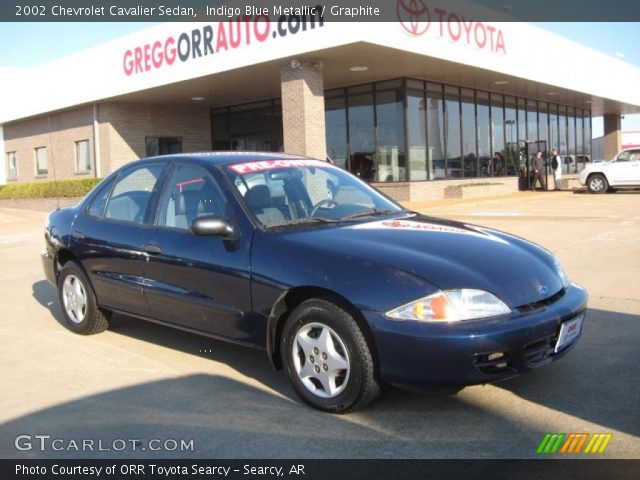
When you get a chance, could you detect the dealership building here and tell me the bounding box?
[2,6,640,200]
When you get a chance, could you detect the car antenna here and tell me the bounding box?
[47,114,60,211]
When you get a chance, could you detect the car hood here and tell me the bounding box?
[588,159,611,166]
[281,214,563,308]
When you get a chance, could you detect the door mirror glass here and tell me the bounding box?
[191,216,234,237]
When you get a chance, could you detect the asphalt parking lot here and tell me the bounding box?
[0,190,638,459]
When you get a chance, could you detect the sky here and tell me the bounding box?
[0,21,639,136]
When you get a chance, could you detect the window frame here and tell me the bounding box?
[6,151,18,181]
[34,146,48,176]
[145,136,183,157]
[75,139,92,173]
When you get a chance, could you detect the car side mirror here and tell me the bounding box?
[190,216,234,238]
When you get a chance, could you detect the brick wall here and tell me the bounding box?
[103,102,211,171]
[281,61,327,160]
[3,106,95,183]
[2,102,212,183]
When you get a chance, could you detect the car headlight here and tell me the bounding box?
[554,259,570,288]
[385,289,511,322]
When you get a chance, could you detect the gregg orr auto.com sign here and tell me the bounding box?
[122,10,324,76]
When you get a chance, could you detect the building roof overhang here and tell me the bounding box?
[2,18,639,124]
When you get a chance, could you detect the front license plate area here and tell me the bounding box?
[554,314,584,353]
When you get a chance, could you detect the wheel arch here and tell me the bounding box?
[587,171,609,184]
[54,248,79,282]
[266,286,380,378]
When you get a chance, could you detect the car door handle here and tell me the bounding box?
[72,231,85,241]
[143,244,162,255]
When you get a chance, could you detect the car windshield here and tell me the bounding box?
[225,159,404,227]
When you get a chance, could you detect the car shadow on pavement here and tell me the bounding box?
[32,279,66,329]
[572,189,640,195]
[495,308,640,438]
[0,370,545,459]
[29,281,639,456]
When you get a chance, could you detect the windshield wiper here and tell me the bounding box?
[267,217,335,228]
[340,208,397,221]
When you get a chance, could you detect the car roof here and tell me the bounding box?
[141,151,312,166]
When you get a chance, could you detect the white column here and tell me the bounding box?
[93,103,101,178]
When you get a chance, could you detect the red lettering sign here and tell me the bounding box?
[397,0,507,55]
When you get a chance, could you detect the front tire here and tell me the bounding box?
[281,299,380,413]
[587,173,608,194]
[58,261,110,335]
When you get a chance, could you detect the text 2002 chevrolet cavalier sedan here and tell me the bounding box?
[42,153,587,412]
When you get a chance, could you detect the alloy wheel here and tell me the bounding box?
[291,322,350,398]
[62,274,87,324]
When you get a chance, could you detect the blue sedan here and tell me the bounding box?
[41,152,587,412]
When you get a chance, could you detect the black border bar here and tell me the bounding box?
[2,459,639,480]
[2,0,640,22]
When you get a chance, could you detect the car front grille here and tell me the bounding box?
[516,287,566,314]
[524,333,558,367]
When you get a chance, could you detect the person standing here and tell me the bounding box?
[493,151,505,176]
[550,147,563,190]
[530,150,546,191]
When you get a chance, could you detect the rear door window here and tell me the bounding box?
[104,163,165,224]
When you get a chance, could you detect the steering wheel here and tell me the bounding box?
[310,199,338,217]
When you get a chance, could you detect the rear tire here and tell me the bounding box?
[281,299,380,413]
[587,174,608,194]
[58,261,110,335]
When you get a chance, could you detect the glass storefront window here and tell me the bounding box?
[576,111,585,173]
[517,98,527,144]
[375,80,407,181]
[407,80,428,181]
[461,89,477,178]
[212,113,230,150]
[477,91,490,177]
[347,84,376,182]
[516,98,527,175]
[527,100,538,143]
[426,83,445,179]
[504,96,517,176]
[490,93,505,176]
[538,102,549,158]
[211,100,282,152]
[445,86,462,178]
[325,89,348,169]
[212,77,594,184]
[558,105,567,159]
[549,104,559,159]
[584,111,592,158]
[567,108,576,174]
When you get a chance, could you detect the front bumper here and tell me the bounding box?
[365,283,588,386]
[579,170,589,185]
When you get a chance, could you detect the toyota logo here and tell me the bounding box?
[397,0,431,36]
